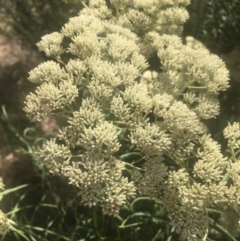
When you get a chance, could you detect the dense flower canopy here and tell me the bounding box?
[23,1,240,240]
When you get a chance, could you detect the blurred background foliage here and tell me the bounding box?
[184,0,240,53]
[0,0,240,240]
[0,0,82,44]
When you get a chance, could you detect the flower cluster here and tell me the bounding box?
[0,177,8,235]
[24,0,240,240]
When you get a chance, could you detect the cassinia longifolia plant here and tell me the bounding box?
[22,0,240,240]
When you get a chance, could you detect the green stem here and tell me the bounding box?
[188,86,206,90]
